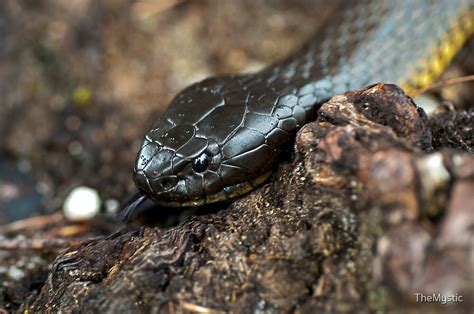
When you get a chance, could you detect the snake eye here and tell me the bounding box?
[192,154,211,172]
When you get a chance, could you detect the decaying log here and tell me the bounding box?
[25,84,473,313]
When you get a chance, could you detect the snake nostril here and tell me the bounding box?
[160,177,178,191]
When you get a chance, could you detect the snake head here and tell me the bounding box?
[132,76,280,208]
[133,119,223,206]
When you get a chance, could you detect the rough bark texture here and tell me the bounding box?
[23,84,473,313]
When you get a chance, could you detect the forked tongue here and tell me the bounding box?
[120,191,148,222]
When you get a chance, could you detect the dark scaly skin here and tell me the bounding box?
[127,0,473,212]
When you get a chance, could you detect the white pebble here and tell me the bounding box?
[8,265,25,280]
[417,153,450,194]
[63,186,101,221]
[105,198,120,214]
[413,94,442,117]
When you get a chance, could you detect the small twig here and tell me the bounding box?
[412,75,474,97]
[181,302,222,314]
[132,0,184,19]
[0,236,92,251]
[0,213,65,234]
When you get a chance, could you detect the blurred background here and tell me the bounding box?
[0,0,334,225]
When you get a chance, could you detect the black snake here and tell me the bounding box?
[122,0,474,219]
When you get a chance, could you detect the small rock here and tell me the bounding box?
[63,186,101,221]
[8,265,25,281]
[413,93,443,117]
[105,198,120,214]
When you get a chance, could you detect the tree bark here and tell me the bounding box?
[25,84,473,313]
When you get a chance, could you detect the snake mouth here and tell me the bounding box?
[155,171,273,207]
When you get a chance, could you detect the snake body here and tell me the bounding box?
[126,0,473,213]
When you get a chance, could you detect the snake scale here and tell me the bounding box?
[122,0,474,218]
